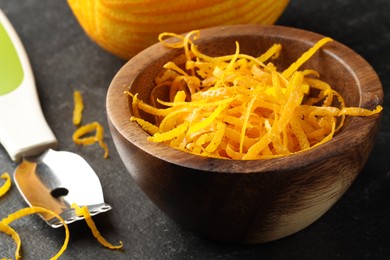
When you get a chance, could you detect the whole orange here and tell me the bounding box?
[67,0,289,60]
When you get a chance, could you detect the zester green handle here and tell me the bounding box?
[0,13,23,95]
[0,9,57,162]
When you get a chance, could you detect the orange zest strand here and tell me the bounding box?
[0,172,19,260]
[1,206,70,260]
[72,90,109,158]
[130,117,159,135]
[72,122,109,158]
[128,31,383,160]
[0,222,21,260]
[282,37,333,79]
[73,90,84,126]
[71,204,123,250]
[0,172,11,198]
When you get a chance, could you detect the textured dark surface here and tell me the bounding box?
[0,0,389,259]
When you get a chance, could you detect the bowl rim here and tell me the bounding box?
[106,24,383,174]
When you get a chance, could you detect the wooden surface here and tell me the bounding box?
[0,0,389,259]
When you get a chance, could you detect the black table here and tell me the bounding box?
[0,1,389,259]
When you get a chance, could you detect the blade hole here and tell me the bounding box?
[51,187,69,198]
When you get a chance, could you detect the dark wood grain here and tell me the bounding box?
[106,25,383,243]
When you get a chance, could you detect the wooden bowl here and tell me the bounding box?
[106,25,383,243]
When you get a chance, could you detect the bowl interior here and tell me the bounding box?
[107,24,383,173]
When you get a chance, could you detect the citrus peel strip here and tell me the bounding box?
[0,222,21,260]
[1,207,70,260]
[72,91,109,158]
[73,90,84,126]
[72,122,109,158]
[0,172,11,198]
[71,204,123,250]
[282,37,333,79]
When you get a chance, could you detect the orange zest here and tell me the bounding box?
[129,31,383,160]
[0,222,21,260]
[71,204,123,250]
[0,172,11,197]
[73,90,84,126]
[72,121,109,158]
[1,207,70,260]
[72,91,109,158]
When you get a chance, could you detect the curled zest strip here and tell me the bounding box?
[1,207,70,260]
[0,222,21,260]
[0,172,17,259]
[71,204,123,250]
[72,91,109,158]
[72,122,109,158]
[0,172,11,198]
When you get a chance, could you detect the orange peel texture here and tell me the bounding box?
[67,0,290,59]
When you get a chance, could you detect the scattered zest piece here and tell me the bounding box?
[72,204,123,250]
[73,90,84,126]
[1,206,70,260]
[0,222,21,260]
[0,172,11,197]
[129,30,383,160]
[72,122,109,158]
[72,91,109,158]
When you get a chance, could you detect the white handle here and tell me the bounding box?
[0,9,57,162]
